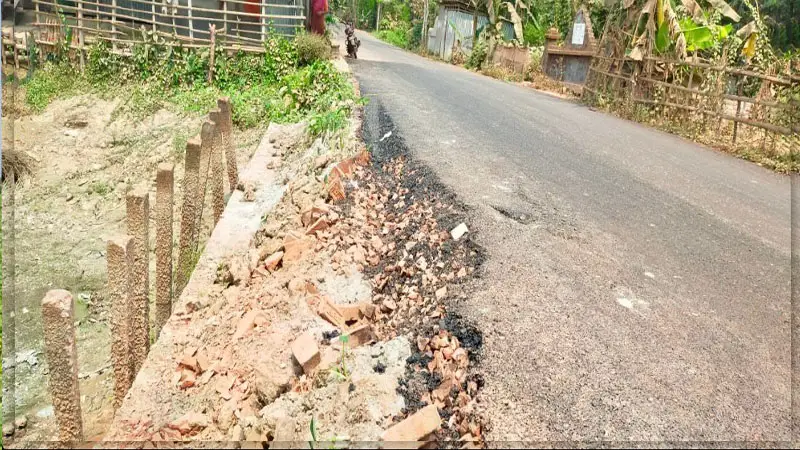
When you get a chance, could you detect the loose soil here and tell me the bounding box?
[1,87,263,443]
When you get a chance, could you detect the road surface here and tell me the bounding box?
[345,31,791,444]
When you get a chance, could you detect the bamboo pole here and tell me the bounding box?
[78,0,85,72]
[223,0,228,45]
[188,0,194,39]
[208,24,216,84]
[111,0,117,51]
[261,1,266,43]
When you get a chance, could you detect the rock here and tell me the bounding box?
[233,309,268,340]
[314,154,330,169]
[273,417,296,442]
[381,299,397,312]
[288,278,307,293]
[3,422,15,437]
[264,251,284,272]
[246,249,260,274]
[435,287,447,300]
[230,424,245,441]
[217,400,236,432]
[291,332,321,374]
[381,404,441,444]
[262,221,283,239]
[254,364,291,406]
[168,412,209,435]
[229,257,251,287]
[14,415,27,429]
[450,223,469,241]
[243,182,256,202]
[360,303,376,319]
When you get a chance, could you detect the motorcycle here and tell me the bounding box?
[345,23,360,59]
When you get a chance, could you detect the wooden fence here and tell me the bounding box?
[583,28,798,157]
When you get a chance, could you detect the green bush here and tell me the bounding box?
[23,62,84,111]
[24,34,357,136]
[295,33,331,66]
[376,28,410,48]
[466,34,488,70]
[523,22,545,46]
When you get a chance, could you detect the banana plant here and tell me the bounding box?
[627,0,741,59]
[504,0,528,43]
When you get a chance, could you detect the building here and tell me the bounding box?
[426,0,514,61]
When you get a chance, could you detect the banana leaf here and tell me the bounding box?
[707,0,741,22]
[655,21,670,52]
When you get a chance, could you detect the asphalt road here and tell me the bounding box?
[345,31,791,444]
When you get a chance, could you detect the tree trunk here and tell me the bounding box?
[422,0,430,48]
[485,0,498,66]
[472,11,477,42]
[376,1,381,30]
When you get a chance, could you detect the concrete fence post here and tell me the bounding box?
[154,164,174,339]
[107,236,134,410]
[126,187,151,376]
[41,290,84,442]
[217,97,238,191]
[208,110,225,224]
[198,120,215,217]
[176,138,202,297]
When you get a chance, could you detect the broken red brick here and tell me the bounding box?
[328,178,346,202]
[264,251,284,271]
[233,309,267,341]
[317,296,346,329]
[283,233,314,265]
[291,332,321,374]
[337,303,364,324]
[359,303,376,320]
[306,218,330,235]
[196,353,210,373]
[381,404,441,444]
[179,369,197,389]
[336,159,355,177]
[346,323,374,348]
[179,356,199,372]
[167,412,209,436]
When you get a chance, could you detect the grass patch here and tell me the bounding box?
[21,35,360,137]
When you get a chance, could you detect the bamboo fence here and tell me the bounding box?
[2,0,307,64]
[583,25,798,158]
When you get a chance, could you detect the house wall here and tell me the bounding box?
[427,6,513,61]
[41,0,304,39]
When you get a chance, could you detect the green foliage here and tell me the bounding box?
[26,33,356,137]
[330,333,351,381]
[295,33,332,66]
[466,33,489,69]
[23,62,85,111]
[376,27,411,48]
[523,21,545,46]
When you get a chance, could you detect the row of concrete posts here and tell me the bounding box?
[40,98,238,442]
